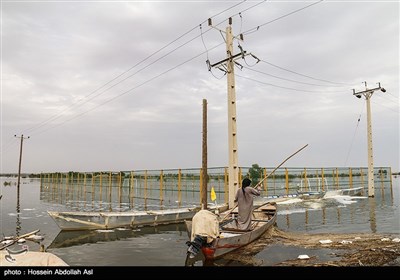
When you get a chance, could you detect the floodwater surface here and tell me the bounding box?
[0,176,398,266]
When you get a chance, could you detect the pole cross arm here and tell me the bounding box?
[353,87,380,96]
[353,82,386,97]
[210,51,247,68]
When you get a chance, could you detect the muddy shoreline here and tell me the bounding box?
[216,227,400,266]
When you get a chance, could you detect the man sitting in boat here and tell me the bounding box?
[225,178,261,231]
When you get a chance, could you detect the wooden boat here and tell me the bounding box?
[48,204,228,231]
[185,202,277,261]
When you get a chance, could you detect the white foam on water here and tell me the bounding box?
[349,196,368,200]
[278,208,306,215]
[323,190,367,205]
[116,227,130,231]
[330,195,358,205]
[95,229,115,233]
[304,201,323,209]
[276,198,303,205]
[323,190,342,198]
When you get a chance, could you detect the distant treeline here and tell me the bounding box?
[1,168,395,180]
[0,173,40,178]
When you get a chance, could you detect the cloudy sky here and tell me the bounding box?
[1,0,399,174]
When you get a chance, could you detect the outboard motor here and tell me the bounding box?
[186,234,206,259]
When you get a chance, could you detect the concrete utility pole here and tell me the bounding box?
[352,82,386,197]
[14,134,30,198]
[206,17,255,208]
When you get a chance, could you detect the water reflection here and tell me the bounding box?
[184,244,261,267]
[368,197,377,233]
[16,196,21,236]
[47,223,187,250]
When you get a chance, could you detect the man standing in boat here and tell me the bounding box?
[234,178,261,230]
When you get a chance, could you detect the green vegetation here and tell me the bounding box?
[247,163,263,186]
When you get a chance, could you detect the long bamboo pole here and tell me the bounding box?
[221,144,309,222]
[254,144,309,188]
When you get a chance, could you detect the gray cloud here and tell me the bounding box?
[1,1,398,174]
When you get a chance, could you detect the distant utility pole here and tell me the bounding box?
[14,134,30,197]
[352,82,386,197]
[206,17,257,208]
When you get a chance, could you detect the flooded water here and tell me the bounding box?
[0,176,399,267]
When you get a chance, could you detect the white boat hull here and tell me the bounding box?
[48,204,228,231]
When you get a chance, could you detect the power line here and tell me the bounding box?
[242,65,347,87]
[212,0,268,29]
[24,26,204,135]
[371,98,399,114]
[23,1,286,137]
[31,43,225,137]
[386,91,398,100]
[0,136,19,158]
[224,0,354,87]
[375,92,399,107]
[16,0,357,139]
[242,0,324,36]
[344,104,364,166]
[209,0,248,20]
[235,73,346,94]
[259,59,352,86]
[23,1,249,136]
